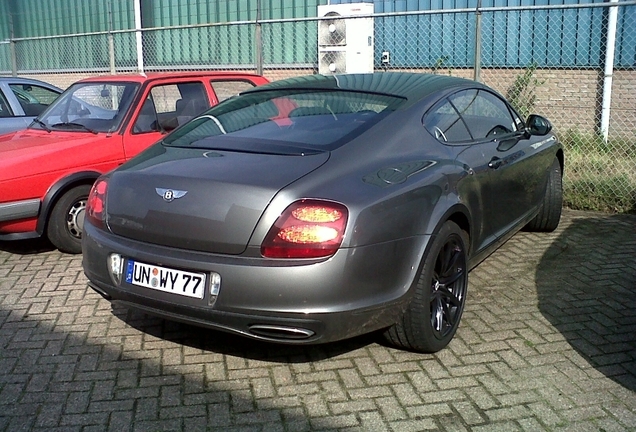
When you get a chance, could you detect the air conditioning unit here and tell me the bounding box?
[317,3,374,74]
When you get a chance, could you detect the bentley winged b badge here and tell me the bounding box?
[156,188,188,202]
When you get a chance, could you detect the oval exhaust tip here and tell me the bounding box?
[249,324,315,340]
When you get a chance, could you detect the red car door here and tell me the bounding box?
[122,79,207,159]
[122,75,270,161]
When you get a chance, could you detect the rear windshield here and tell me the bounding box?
[163,89,405,153]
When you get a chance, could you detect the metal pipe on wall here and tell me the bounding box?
[473,0,482,82]
[134,0,144,74]
[108,0,116,74]
[256,0,263,75]
[9,11,16,76]
[600,0,619,142]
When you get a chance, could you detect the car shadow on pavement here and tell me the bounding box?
[110,304,383,363]
[0,238,55,255]
[535,212,636,392]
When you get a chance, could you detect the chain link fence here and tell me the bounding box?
[1,2,635,213]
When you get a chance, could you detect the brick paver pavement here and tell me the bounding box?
[1,209,634,431]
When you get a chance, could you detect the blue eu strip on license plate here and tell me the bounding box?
[125,259,206,299]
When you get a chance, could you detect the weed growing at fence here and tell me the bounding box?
[432,56,452,76]
[560,129,636,213]
[507,64,543,119]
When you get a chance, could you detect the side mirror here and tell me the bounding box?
[526,114,552,136]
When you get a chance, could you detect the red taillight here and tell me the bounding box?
[261,200,348,259]
[86,179,108,229]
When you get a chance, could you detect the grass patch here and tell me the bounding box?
[560,130,636,214]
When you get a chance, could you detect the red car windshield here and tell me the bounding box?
[34,82,139,133]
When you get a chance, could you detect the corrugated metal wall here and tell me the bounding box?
[143,0,253,67]
[0,0,634,71]
[0,0,9,73]
[334,0,631,68]
[141,0,325,67]
[8,0,133,37]
[0,0,10,40]
[3,0,134,71]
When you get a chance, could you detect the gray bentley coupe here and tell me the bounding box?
[82,72,563,353]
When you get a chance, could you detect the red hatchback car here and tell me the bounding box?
[0,72,269,253]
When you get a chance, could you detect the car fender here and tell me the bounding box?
[36,171,100,234]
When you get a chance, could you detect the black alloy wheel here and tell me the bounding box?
[384,221,468,353]
[429,230,467,341]
[524,157,563,232]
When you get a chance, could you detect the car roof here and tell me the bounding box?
[76,71,266,84]
[243,72,481,108]
[0,76,62,91]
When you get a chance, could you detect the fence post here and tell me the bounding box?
[8,10,16,76]
[108,0,116,74]
[10,40,16,76]
[255,0,263,75]
[134,0,144,73]
[600,0,619,142]
[473,0,482,82]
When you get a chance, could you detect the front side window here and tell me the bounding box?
[451,90,518,140]
[9,83,60,117]
[163,89,405,153]
[424,89,520,144]
[36,82,139,133]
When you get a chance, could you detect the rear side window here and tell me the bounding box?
[211,80,256,102]
[423,99,472,143]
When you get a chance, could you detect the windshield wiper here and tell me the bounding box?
[51,122,98,134]
[31,118,51,133]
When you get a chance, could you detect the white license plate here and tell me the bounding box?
[125,259,206,299]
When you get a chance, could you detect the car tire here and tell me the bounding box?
[46,185,91,254]
[524,158,562,232]
[383,221,468,353]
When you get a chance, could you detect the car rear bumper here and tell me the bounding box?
[82,222,429,345]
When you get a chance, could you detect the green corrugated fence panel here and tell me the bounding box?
[9,0,132,37]
[262,0,325,19]
[144,0,255,27]
[0,42,10,73]
[113,31,137,69]
[2,0,634,71]
[144,24,256,68]
[262,20,317,65]
[14,34,111,71]
[0,0,10,40]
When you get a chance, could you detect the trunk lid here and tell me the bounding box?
[106,145,329,254]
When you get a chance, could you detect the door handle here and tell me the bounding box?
[488,157,503,169]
